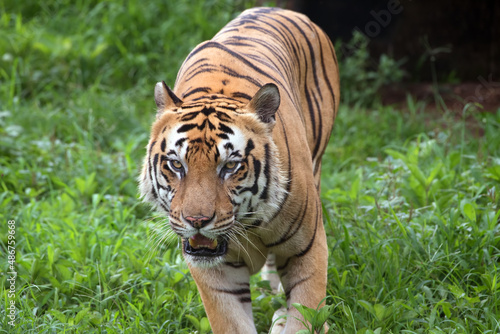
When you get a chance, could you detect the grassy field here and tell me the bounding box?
[1,1,499,333]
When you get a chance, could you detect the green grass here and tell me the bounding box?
[1,1,499,333]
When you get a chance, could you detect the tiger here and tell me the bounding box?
[139,7,339,334]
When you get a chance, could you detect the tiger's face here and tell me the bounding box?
[140,82,286,266]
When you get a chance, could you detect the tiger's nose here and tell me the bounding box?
[184,215,213,229]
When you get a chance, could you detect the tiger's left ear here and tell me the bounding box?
[247,83,280,124]
[154,81,183,114]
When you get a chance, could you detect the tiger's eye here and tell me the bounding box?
[225,161,237,170]
[171,160,183,170]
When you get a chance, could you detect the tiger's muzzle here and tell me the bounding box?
[175,213,233,265]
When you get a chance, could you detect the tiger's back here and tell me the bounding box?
[140,7,339,334]
[174,7,339,182]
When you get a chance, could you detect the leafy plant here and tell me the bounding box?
[337,31,405,107]
[292,302,331,334]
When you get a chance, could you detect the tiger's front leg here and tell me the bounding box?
[275,221,329,333]
[189,264,257,334]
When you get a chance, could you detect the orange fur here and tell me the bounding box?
[140,7,339,333]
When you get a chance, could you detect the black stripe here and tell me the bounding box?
[214,144,220,160]
[217,133,229,140]
[153,153,159,172]
[227,33,290,77]
[206,119,216,131]
[256,14,302,90]
[156,156,170,187]
[184,41,274,81]
[201,107,215,116]
[264,16,300,65]
[246,113,290,231]
[220,288,250,295]
[160,138,166,152]
[277,257,291,271]
[183,41,302,104]
[230,150,241,158]
[182,87,211,99]
[152,153,168,207]
[218,122,234,135]
[288,14,321,100]
[244,52,286,83]
[301,46,317,141]
[277,201,320,271]
[184,66,218,83]
[312,26,337,165]
[170,220,183,229]
[265,189,308,248]
[253,17,299,76]
[216,288,251,296]
[159,202,169,212]
[188,93,245,104]
[237,168,249,182]
[310,90,322,159]
[218,104,237,112]
[180,111,200,122]
[274,13,324,132]
[277,112,292,193]
[259,144,271,201]
[215,111,233,123]
[231,32,293,82]
[231,91,252,100]
[285,275,311,300]
[147,141,156,194]
[242,7,278,16]
[175,138,186,147]
[296,201,320,258]
[224,41,254,48]
[241,157,260,195]
[219,64,261,88]
[149,140,157,155]
[177,57,208,84]
[178,103,204,110]
[314,24,335,107]
[177,123,197,133]
[244,139,255,157]
[184,63,218,82]
[217,27,240,35]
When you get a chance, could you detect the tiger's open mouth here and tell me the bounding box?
[183,234,228,258]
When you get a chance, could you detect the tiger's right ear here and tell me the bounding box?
[154,81,183,113]
[247,83,280,124]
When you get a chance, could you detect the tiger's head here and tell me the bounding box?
[139,82,287,267]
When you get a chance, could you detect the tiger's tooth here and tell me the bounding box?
[188,235,218,249]
[188,237,196,248]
